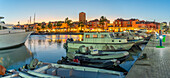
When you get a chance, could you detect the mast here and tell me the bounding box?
[0,17,4,30]
[34,13,36,24]
[30,16,31,24]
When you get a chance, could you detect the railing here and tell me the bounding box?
[0,29,25,35]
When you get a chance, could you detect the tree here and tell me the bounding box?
[65,17,72,32]
[78,22,84,32]
[28,25,32,30]
[65,17,68,23]
[53,23,57,28]
[41,24,46,30]
[57,21,62,28]
[163,25,169,33]
[48,22,52,29]
[38,23,42,26]
[37,27,40,31]
[100,16,107,31]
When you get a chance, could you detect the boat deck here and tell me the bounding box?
[126,34,170,78]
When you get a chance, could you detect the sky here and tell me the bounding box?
[0,0,170,25]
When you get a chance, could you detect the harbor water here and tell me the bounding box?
[0,35,145,75]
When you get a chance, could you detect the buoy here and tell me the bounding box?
[0,65,6,75]
[73,59,79,63]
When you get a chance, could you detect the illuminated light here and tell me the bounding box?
[52,29,55,31]
[159,35,163,39]
[52,39,56,42]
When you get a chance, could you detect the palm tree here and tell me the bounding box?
[65,17,72,32]
[78,22,84,32]
[100,16,107,31]
[65,17,68,23]
[48,22,52,30]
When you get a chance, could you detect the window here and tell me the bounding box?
[128,21,130,24]
[93,34,98,38]
[101,34,107,38]
[86,35,90,38]
[136,22,139,24]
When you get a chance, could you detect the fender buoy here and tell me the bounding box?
[0,65,6,75]
[73,59,79,63]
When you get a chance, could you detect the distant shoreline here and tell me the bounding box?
[31,32,84,35]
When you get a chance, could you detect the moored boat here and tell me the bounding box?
[64,32,135,52]
[0,17,32,49]
[1,61,124,78]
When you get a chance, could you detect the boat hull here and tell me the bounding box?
[0,32,32,49]
[67,42,134,52]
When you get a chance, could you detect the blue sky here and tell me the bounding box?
[0,0,170,25]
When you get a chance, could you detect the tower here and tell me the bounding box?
[79,12,86,23]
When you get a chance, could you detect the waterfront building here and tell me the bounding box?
[88,19,100,28]
[113,18,160,32]
[79,12,86,23]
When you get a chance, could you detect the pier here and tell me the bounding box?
[126,34,170,78]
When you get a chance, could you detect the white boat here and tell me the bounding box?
[1,62,124,78]
[0,17,32,49]
[64,32,135,52]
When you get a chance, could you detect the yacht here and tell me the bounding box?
[64,32,135,52]
[0,17,32,49]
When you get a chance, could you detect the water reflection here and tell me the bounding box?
[0,45,33,69]
[25,35,83,64]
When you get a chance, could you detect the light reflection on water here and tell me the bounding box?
[0,35,83,70]
[0,45,33,69]
[25,35,83,63]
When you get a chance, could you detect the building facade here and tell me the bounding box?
[79,12,86,23]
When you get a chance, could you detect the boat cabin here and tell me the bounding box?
[83,32,128,43]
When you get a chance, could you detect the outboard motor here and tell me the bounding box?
[70,38,74,41]
[64,38,71,49]
[66,38,70,43]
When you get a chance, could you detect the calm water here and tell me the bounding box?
[0,35,83,70]
[0,35,143,73]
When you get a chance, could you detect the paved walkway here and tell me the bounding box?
[126,34,170,78]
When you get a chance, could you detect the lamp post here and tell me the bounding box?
[159,35,163,46]
[156,23,165,48]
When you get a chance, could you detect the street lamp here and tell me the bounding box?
[156,23,165,48]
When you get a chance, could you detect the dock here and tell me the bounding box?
[126,34,170,78]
